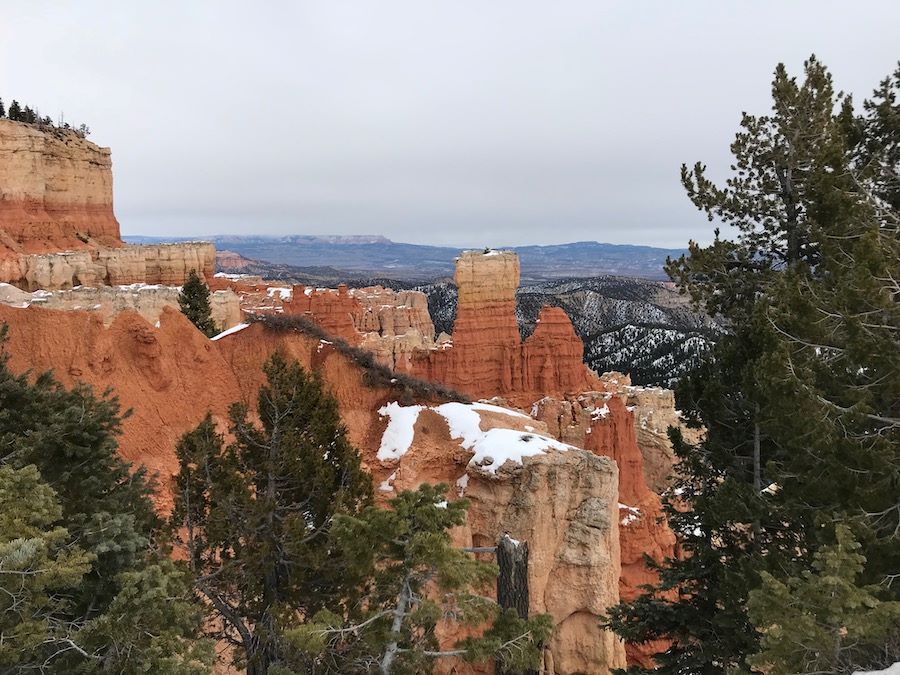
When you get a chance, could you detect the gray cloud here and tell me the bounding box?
[2,1,897,247]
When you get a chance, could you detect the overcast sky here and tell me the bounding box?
[2,2,897,248]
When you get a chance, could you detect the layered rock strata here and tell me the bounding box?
[584,396,676,667]
[0,119,215,290]
[349,286,435,341]
[4,242,217,290]
[0,282,241,331]
[281,284,363,344]
[0,119,121,254]
[532,391,678,667]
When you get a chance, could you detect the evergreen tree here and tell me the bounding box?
[0,464,93,669]
[171,353,373,675]
[0,324,212,672]
[177,269,218,336]
[748,525,900,674]
[756,63,900,595]
[604,56,900,672]
[0,98,5,117]
[290,484,552,674]
[8,99,21,121]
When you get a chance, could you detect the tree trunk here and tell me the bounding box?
[497,535,529,619]
[380,576,411,675]
[496,535,535,675]
[753,404,762,546]
[753,405,762,495]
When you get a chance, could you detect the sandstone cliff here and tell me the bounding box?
[282,284,363,344]
[0,282,241,331]
[373,400,627,673]
[217,281,439,372]
[5,242,217,290]
[0,119,215,290]
[0,119,121,255]
[532,391,678,667]
[350,285,435,341]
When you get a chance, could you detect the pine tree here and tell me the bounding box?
[0,464,94,669]
[0,98,5,117]
[748,525,900,674]
[0,324,212,672]
[171,353,374,675]
[604,56,896,672]
[290,484,552,674]
[8,99,21,121]
[756,63,900,596]
[177,269,218,336]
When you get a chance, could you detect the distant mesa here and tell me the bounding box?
[128,233,685,282]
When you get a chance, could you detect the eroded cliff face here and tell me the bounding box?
[350,285,435,341]
[215,281,439,372]
[0,120,121,255]
[373,400,627,673]
[532,391,678,667]
[282,284,364,344]
[0,302,627,674]
[0,303,385,512]
[0,282,241,331]
[6,242,217,289]
[409,251,599,404]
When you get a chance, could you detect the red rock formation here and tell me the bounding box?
[350,286,435,341]
[372,402,628,672]
[409,251,599,404]
[282,284,363,344]
[523,306,597,395]
[582,396,676,667]
[0,120,121,257]
[0,302,627,673]
[0,303,384,512]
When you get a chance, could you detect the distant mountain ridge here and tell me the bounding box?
[124,234,685,281]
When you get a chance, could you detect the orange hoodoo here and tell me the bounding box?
[409,250,599,405]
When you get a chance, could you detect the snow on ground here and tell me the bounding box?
[267,287,293,300]
[376,403,424,460]
[377,400,576,473]
[471,401,530,418]
[619,503,642,526]
[378,471,397,492]
[214,272,255,280]
[466,427,573,474]
[591,404,610,420]
[856,665,900,675]
[210,323,250,341]
[432,402,483,449]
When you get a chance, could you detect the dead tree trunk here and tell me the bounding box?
[496,534,537,675]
